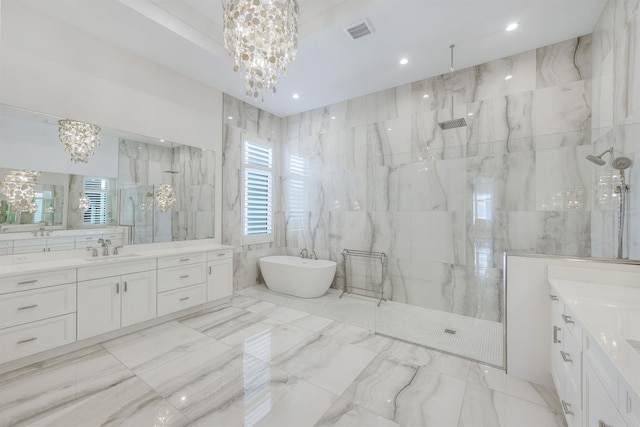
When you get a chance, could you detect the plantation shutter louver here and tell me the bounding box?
[83,177,109,225]
[242,138,274,245]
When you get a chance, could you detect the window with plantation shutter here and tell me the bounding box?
[242,137,274,245]
[83,177,109,225]
[288,154,306,232]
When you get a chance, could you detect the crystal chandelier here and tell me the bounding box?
[155,184,176,213]
[58,119,101,163]
[223,0,299,99]
[1,170,39,214]
[78,195,91,212]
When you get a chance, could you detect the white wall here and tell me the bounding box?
[0,0,224,241]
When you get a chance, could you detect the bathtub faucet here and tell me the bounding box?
[310,251,318,260]
[299,248,308,259]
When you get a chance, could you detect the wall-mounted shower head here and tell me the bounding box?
[585,147,614,166]
[611,156,633,170]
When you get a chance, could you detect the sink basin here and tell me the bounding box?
[85,253,141,263]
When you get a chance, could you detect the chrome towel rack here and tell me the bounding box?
[341,249,387,306]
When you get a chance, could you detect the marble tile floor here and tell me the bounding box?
[0,295,565,427]
[238,285,504,367]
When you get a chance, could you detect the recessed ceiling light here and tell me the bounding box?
[467,112,474,116]
[400,58,409,65]
[506,23,518,31]
[228,116,233,120]
[422,94,430,99]
[292,93,300,99]
[331,116,336,120]
[160,139,165,142]
[387,128,392,131]
[505,75,513,80]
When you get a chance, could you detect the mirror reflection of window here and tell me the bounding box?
[472,178,496,278]
[83,177,110,225]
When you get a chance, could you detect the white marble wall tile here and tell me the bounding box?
[368,212,412,260]
[467,92,535,155]
[536,145,592,211]
[535,211,592,256]
[366,117,411,167]
[592,0,616,133]
[286,105,332,138]
[223,94,284,140]
[344,95,368,129]
[533,80,592,136]
[500,151,537,211]
[411,212,457,264]
[399,260,456,313]
[410,161,449,212]
[534,129,592,151]
[474,51,537,101]
[365,84,411,124]
[536,36,592,89]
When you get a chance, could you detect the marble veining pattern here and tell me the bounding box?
[0,297,564,427]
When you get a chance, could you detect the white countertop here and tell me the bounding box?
[549,278,640,403]
[0,240,233,276]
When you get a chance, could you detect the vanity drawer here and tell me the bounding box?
[47,243,76,252]
[157,263,207,292]
[0,313,76,364]
[47,236,75,245]
[157,283,206,316]
[157,252,207,269]
[0,268,76,294]
[13,245,46,254]
[208,249,233,261]
[13,238,46,248]
[75,235,103,247]
[0,283,76,329]
[78,258,156,281]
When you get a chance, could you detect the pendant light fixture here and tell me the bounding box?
[58,119,101,163]
[1,170,40,214]
[223,0,299,99]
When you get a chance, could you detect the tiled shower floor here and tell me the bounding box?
[239,285,504,367]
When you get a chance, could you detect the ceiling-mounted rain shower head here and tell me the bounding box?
[611,156,633,170]
[438,44,467,131]
[585,147,614,166]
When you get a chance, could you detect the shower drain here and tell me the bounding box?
[444,328,457,335]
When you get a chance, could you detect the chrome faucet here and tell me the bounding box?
[299,248,308,259]
[99,238,112,256]
[86,247,98,257]
[310,251,318,260]
[113,246,123,255]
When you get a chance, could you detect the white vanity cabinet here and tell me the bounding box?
[550,293,582,426]
[0,268,77,364]
[157,253,207,316]
[583,355,627,427]
[207,249,233,301]
[77,261,157,340]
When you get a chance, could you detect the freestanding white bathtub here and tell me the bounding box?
[259,256,337,298]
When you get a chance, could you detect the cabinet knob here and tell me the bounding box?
[17,337,38,345]
[553,326,561,343]
[116,283,120,294]
[17,304,39,311]
[549,294,558,301]
[179,296,190,301]
[560,351,573,363]
[179,275,190,279]
[124,281,128,292]
[598,421,611,427]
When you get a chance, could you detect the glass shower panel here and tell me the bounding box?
[119,186,156,244]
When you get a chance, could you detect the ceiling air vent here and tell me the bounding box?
[345,20,374,40]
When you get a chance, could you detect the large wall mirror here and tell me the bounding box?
[0,104,216,253]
